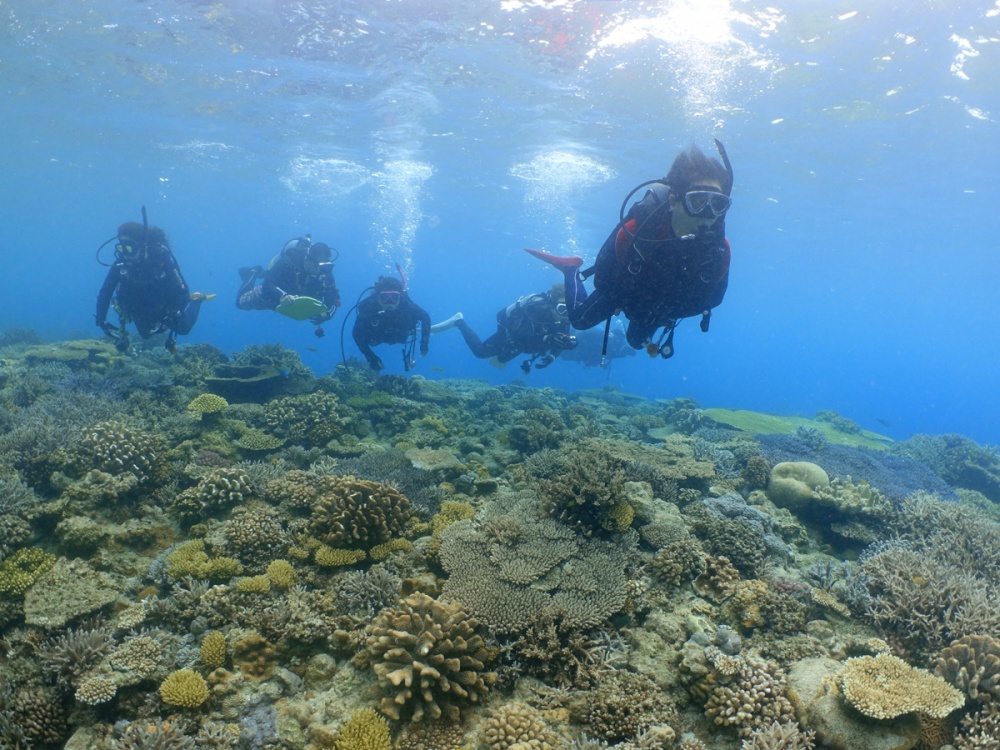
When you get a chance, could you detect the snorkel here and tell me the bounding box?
[96,204,151,267]
[714,138,734,195]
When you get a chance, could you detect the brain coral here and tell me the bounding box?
[309,475,414,551]
[159,668,210,708]
[933,634,1000,703]
[364,592,496,722]
[837,653,965,720]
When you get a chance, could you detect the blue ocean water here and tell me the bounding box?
[3,0,998,444]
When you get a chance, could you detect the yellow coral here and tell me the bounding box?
[838,653,965,719]
[431,501,476,536]
[200,631,227,669]
[159,669,210,708]
[314,545,366,567]
[369,538,413,561]
[187,393,229,415]
[167,540,244,581]
[0,547,56,597]
[333,708,391,750]
[236,575,271,594]
[266,559,297,589]
[605,498,635,532]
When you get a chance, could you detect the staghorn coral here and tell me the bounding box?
[112,720,196,750]
[933,634,1000,703]
[363,591,496,722]
[38,619,114,684]
[956,703,1000,749]
[512,614,626,690]
[739,720,815,750]
[80,419,160,486]
[309,475,414,552]
[837,653,965,720]
[333,708,391,750]
[338,566,401,619]
[482,702,563,749]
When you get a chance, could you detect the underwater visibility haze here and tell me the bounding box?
[2,1,1000,750]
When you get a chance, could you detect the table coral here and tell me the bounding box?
[364,591,496,722]
[837,653,965,720]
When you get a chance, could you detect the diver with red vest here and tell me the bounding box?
[526,140,733,363]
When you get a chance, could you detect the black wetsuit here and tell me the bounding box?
[96,243,202,338]
[352,294,431,370]
[564,184,731,349]
[237,255,340,313]
[456,292,571,364]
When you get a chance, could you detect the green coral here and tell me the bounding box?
[159,669,210,708]
[187,393,229,416]
[0,547,56,597]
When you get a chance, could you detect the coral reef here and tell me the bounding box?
[159,668,210,708]
[837,653,965,719]
[362,591,496,722]
[933,634,1000,702]
[308,475,414,551]
[333,708,391,750]
[482,702,562,749]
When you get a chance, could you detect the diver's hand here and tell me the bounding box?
[419,342,429,357]
[310,308,333,325]
[367,355,384,371]
[278,294,297,307]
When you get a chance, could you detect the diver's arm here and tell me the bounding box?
[95,266,122,327]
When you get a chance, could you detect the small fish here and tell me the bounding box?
[431,366,446,372]
[307,347,319,352]
[911,575,929,587]
[875,417,891,428]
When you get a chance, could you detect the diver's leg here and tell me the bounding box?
[455,320,497,359]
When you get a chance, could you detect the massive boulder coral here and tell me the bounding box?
[363,592,496,722]
[309,475,414,552]
[837,653,965,720]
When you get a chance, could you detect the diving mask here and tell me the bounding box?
[684,190,731,219]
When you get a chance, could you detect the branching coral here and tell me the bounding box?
[701,649,796,739]
[80,419,160,485]
[482,702,563,749]
[933,634,1000,703]
[363,592,496,722]
[739,720,815,750]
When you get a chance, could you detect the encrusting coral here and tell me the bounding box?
[363,591,496,722]
[837,653,965,720]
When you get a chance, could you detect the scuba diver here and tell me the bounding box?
[351,274,431,372]
[237,236,341,337]
[431,286,577,374]
[526,140,734,364]
[95,208,214,353]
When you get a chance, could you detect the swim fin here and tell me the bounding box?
[524,247,583,270]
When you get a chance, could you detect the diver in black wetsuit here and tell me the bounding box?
[352,276,431,371]
[236,236,341,322]
[527,140,734,362]
[431,287,577,374]
[95,215,213,353]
